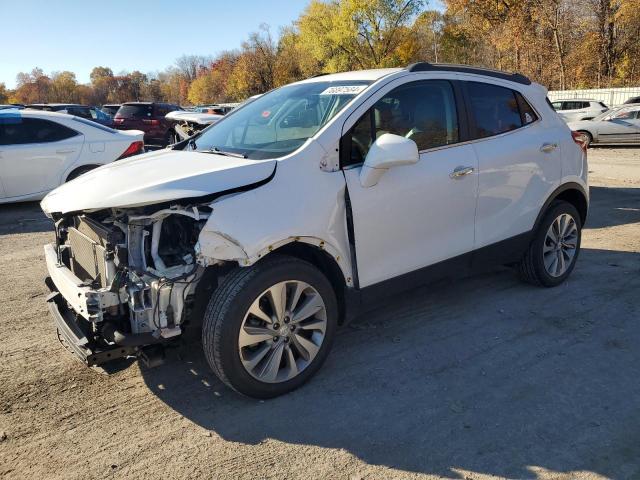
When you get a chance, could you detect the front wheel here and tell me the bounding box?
[202,256,338,398]
[517,201,582,287]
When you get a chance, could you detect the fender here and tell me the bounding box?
[197,233,354,288]
[532,181,589,232]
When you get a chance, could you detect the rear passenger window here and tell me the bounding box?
[344,80,459,165]
[0,117,78,145]
[466,82,522,138]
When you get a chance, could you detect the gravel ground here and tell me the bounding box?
[0,147,639,480]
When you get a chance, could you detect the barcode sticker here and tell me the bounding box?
[320,85,367,95]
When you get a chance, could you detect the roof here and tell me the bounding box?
[27,103,88,107]
[1,108,67,118]
[121,101,177,105]
[298,68,402,83]
[552,98,601,102]
[407,62,531,85]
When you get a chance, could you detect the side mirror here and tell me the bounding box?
[359,133,419,187]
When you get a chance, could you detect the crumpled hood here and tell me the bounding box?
[41,149,276,214]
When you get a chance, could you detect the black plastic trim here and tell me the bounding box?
[355,231,532,306]
[407,62,532,85]
[533,182,589,230]
[343,185,360,289]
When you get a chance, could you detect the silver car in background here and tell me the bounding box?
[568,104,640,146]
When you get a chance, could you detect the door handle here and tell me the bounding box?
[56,149,76,154]
[450,166,474,179]
[540,143,558,153]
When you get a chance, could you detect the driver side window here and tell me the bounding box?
[344,80,459,166]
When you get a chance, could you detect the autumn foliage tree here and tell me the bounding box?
[5,0,640,106]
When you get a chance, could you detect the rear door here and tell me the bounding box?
[0,116,83,198]
[466,81,561,250]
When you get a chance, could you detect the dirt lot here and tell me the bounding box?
[1,147,639,480]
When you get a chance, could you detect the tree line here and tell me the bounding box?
[1,0,638,106]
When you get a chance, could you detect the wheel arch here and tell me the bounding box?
[265,242,348,325]
[534,182,589,231]
[576,128,594,143]
[65,164,102,182]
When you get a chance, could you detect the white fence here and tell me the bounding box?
[547,87,640,107]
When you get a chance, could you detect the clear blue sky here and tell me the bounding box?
[0,0,444,89]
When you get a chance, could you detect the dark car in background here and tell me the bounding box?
[26,103,113,126]
[101,104,121,118]
[113,102,182,145]
[624,96,640,105]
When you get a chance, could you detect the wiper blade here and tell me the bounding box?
[206,146,247,158]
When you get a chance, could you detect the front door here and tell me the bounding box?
[342,80,478,288]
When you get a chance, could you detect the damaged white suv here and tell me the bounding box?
[42,63,589,398]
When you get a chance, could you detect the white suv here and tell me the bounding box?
[41,63,589,398]
[550,98,609,122]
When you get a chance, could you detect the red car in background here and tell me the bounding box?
[113,102,182,145]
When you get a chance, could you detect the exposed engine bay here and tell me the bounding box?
[165,111,223,141]
[48,204,213,365]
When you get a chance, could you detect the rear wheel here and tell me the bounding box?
[517,201,582,287]
[202,256,338,398]
[578,130,593,147]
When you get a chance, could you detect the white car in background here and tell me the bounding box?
[568,104,640,146]
[0,109,144,203]
[550,98,609,122]
[164,111,224,142]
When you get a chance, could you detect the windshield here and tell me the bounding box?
[192,80,372,159]
[592,107,620,122]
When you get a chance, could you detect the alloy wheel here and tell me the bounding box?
[543,213,578,277]
[238,280,327,383]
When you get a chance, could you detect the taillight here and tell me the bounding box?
[571,131,588,153]
[142,119,160,126]
[113,117,124,124]
[117,141,144,160]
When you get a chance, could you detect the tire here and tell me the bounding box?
[202,255,338,398]
[578,130,593,148]
[66,165,98,182]
[517,201,582,287]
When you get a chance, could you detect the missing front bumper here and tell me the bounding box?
[45,287,137,366]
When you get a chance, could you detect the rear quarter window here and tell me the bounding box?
[466,82,522,139]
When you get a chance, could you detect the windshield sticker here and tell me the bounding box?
[319,85,367,96]
[261,110,271,118]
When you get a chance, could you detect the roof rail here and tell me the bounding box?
[311,72,329,78]
[406,62,532,85]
